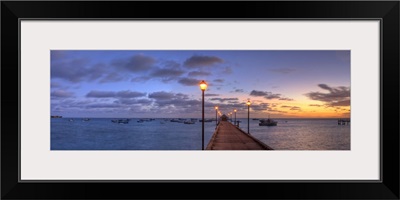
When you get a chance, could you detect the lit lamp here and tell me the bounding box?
[215,106,218,128]
[246,100,251,134]
[234,109,237,126]
[199,80,207,150]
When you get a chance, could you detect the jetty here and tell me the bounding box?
[206,121,273,150]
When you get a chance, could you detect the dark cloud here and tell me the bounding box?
[131,76,151,82]
[210,98,239,103]
[163,60,181,68]
[205,93,219,97]
[148,91,178,100]
[150,67,185,77]
[269,68,296,74]
[250,90,269,96]
[290,106,302,111]
[112,54,155,72]
[280,105,291,108]
[264,94,281,100]
[213,79,224,83]
[86,103,121,109]
[251,103,269,111]
[178,77,201,86]
[309,104,323,107]
[99,72,124,83]
[86,91,116,98]
[250,90,282,100]
[188,71,211,77]
[184,55,223,68]
[115,98,153,105]
[148,91,200,108]
[86,90,146,98]
[279,97,294,101]
[233,89,244,93]
[51,82,62,88]
[51,90,74,98]
[116,90,147,98]
[305,84,350,107]
[51,58,107,83]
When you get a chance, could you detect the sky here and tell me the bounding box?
[50,50,350,118]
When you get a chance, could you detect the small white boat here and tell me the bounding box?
[184,120,195,124]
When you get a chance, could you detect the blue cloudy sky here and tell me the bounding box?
[51,50,350,118]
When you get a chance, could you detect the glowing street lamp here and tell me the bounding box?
[199,80,207,150]
[234,109,237,126]
[215,106,218,128]
[246,100,251,134]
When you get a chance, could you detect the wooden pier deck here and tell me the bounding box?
[206,121,273,150]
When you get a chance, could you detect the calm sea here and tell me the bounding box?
[51,118,350,150]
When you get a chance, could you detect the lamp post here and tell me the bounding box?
[199,80,208,150]
[215,106,218,128]
[246,100,251,134]
[234,109,237,126]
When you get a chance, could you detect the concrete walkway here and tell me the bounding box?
[206,121,273,150]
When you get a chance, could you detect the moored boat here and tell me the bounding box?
[259,118,278,126]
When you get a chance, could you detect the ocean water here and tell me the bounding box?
[51,118,350,150]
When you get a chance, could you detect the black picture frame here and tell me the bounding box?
[2,1,399,199]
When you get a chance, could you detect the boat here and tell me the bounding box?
[259,118,278,126]
[82,118,90,122]
[338,119,350,125]
[112,119,130,124]
[118,119,129,124]
[184,120,195,124]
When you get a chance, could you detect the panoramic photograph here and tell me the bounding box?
[51,50,350,150]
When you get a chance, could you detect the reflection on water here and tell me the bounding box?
[51,118,350,150]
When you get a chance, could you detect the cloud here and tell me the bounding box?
[280,105,292,108]
[213,79,224,83]
[99,72,124,83]
[51,90,74,98]
[305,84,350,107]
[251,103,269,111]
[309,104,323,107]
[51,82,62,88]
[150,67,185,77]
[86,91,116,98]
[183,55,223,68]
[178,77,201,86]
[115,98,153,105]
[148,91,200,108]
[86,90,146,98]
[86,103,122,109]
[116,90,147,98]
[278,97,294,101]
[289,106,301,111]
[112,54,155,72]
[250,90,269,96]
[210,98,239,103]
[188,71,211,77]
[131,76,151,82]
[148,91,179,100]
[264,93,281,100]
[205,93,219,97]
[269,68,296,74]
[250,90,282,100]
[232,89,244,93]
[51,58,107,83]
